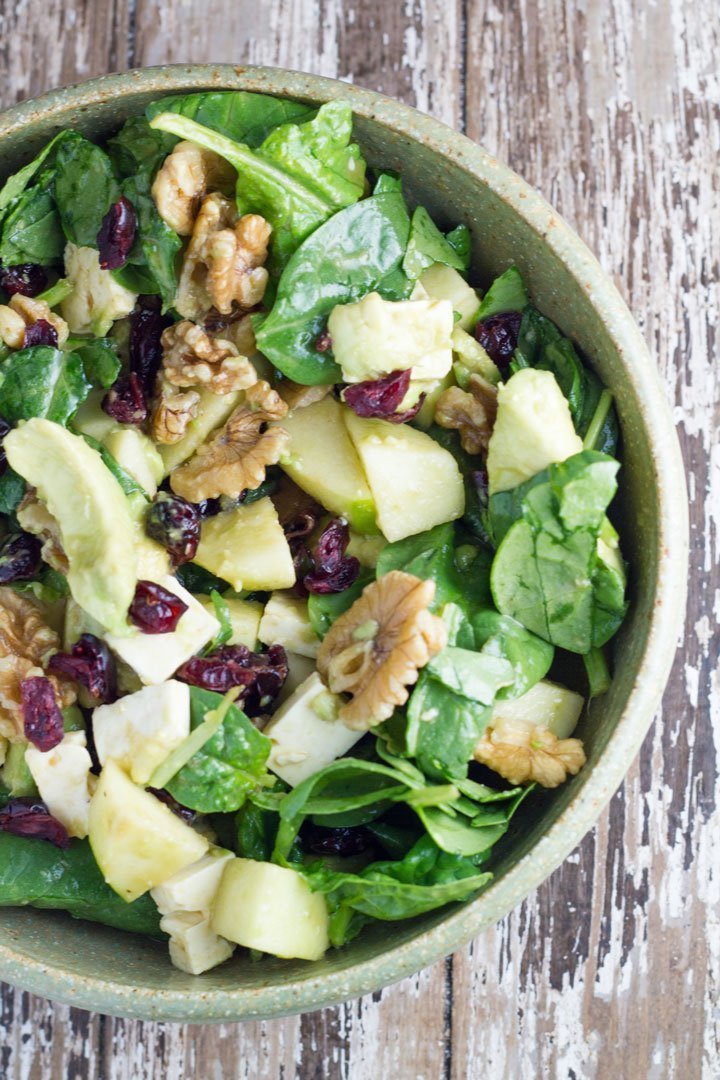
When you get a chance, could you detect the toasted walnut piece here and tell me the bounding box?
[435,374,498,455]
[176,193,237,320]
[170,380,289,502]
[473,720,586,788]
[150,375,201,445]
[161,320,257,395]
[317,571,447,730]
[203,214,271,315]
[277,380,333,412]
[0,588,76,741]
[17,490,69,574]
[0,295,69,349]
[151,141,236,236]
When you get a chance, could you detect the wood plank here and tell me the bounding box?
[455,0,720,1076]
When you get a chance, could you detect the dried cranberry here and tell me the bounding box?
[146,493,200,565]
[343,369,412,421]
[102,372,147,425]
[21,676,64,752]
[48,634,117,704]
[195,498,223,519]
[0,263,47,298]
[129,579,188,634]
[147,787,197,824]
[301,823,372,857]
[129,300,172,394]
[176,643,288,717]
[474,310,522,368]
[303,518,360,595]
[23,319,58,348]
[0,797,70,848]
[284,512,318,550]
[97,195,137,270]
[0,532,42,583]
[314,331,332,352]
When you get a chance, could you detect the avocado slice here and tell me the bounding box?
[5,418,138,633]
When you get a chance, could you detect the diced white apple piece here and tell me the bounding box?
[276,651,316,706]
[419,263,480,330]
[258,591,319,659]
[151,847,235,916]
[486,369,583,494]
[264,672,361,787]
[327,290,454,383]
[343,410,464,542]
[194,498,295,592]
[198,595,264,648]
[89,760,208,902]
[160,911,235,975]
[104,575,220,686]
[491,679,584,739]
[25,731,93,838]
[211,858,329,961]
[278,396,376,534]
[160,387,244,475]
[92,680,190,784]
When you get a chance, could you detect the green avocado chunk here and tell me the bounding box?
[4,418,137,633]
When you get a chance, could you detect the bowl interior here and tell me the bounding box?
[0,68,686,1021]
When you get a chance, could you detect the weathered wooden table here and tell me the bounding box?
[0,1,717,1076]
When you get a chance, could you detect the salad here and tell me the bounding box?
[0,91,627,974]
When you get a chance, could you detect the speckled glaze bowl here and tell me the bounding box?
[0,66,687,1021]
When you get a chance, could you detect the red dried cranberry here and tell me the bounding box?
[97,195,137,270]
[129,300,172,394]
[343,369,412,420]
[48,633,117,704]
[0,532,42,583]
[147,787,197,823]
[176,644,288,717]
[301,823,372,856]
[102,372,147,425]
[129,580,188,634]
[303,518,360,595]
[23,319,58,348]
[0,798,70,848]
[0,263,48,298]
[146,493,200,565]
[474,310,522,368]
[314,331,332,352]
[21,676,64,751]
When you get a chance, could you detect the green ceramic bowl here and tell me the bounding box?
[0,66,687,1021]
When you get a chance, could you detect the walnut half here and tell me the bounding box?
[0,588,75,742]
[473,719,586,788]
[161,320,257,395]
[317,571,447,730]
[150,376,201,445]
[434,374,498,455]
[169,380,289,502]
[151,140,236,236]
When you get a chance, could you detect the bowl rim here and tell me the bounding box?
[0,64,688,1022]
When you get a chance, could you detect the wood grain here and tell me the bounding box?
[0,0,717,1076]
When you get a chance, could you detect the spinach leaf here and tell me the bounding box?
[146,90,316,146]
[307,567,374,639]
[0,468,26,515]
[404,670,493,779]
[476,265,529,319]
[108,116,177,180]
[175,562,230,595]
[376,522,492,614]
[0,833,163,936]
[0,131,75,217]
[302,834,492,946]
[165,688,271,813]
[0,346,91,425]
[513,306,619,452]
[254,189,411,383]
[471,609,554,699]
[489,450,628,652]
[235,798,280,862]
[10,565,70,605]
[426,647,515,704]
[426,424,492,543]
[71,338,121,389]
[0,170,65,266]
[403,206,470,279]
[118,174,181,309]
[54,136,120,247]
[149,101,366,267]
